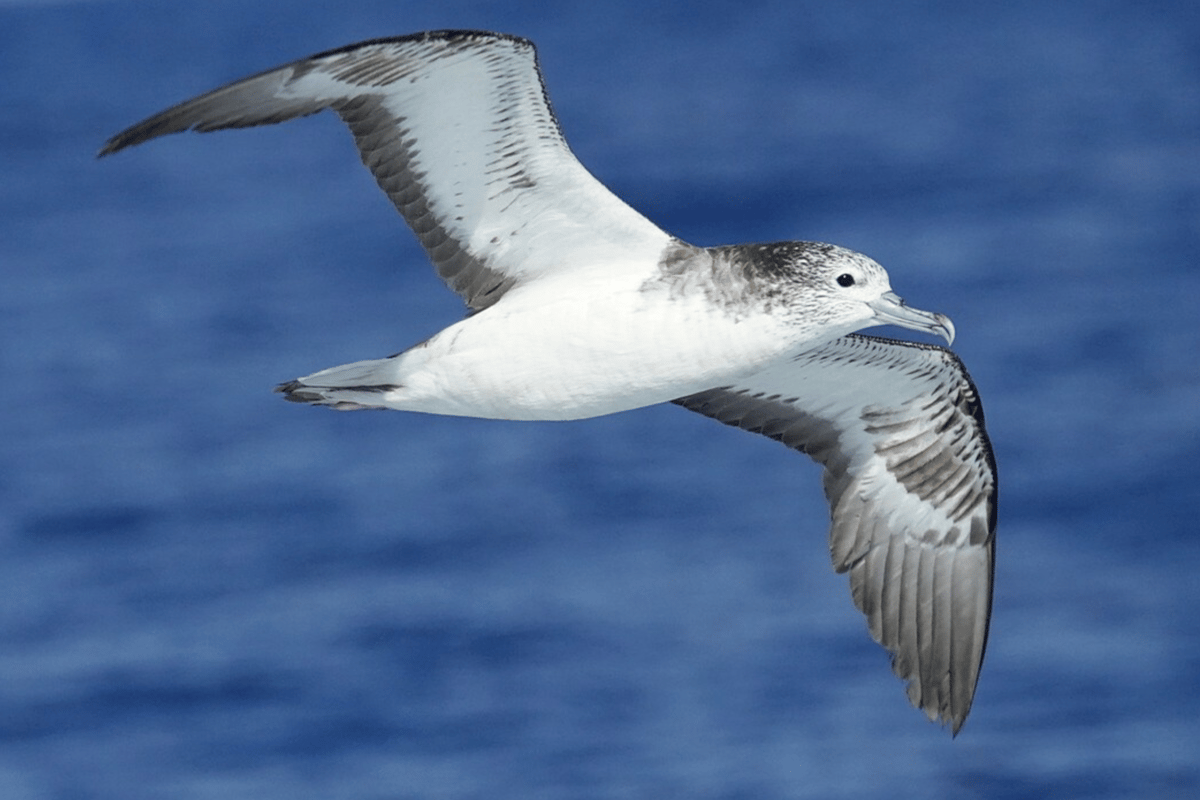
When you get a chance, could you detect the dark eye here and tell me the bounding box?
[836,273,856,287]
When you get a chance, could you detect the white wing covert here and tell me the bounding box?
[674,333,997,733]
[99,31,670,311]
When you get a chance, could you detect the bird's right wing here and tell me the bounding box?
[674,333,997,733]
[100,31,671,311]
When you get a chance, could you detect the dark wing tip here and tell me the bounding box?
[97,29,535,161]
[98,117,182,157]
[97,65,303,159]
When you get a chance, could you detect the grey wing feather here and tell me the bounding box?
[674,333,997,733]
[100,31,668,311]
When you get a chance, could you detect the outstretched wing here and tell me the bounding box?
[674,333,997,733]
[99,30,670,311]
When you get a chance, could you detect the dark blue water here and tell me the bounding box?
[3,1,1198,797]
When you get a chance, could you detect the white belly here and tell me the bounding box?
[384,282,796,420]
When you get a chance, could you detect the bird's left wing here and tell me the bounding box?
[99,31,670,312]
[674,333,997,733]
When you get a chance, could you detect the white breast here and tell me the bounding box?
[385,274,801,420]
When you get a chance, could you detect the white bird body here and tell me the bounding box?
[300,246,877,420]
[101,30,997,733]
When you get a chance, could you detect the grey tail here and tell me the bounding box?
[274,354,406,410]
[274,379,399,411]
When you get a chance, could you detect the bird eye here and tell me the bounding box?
[836,273,856,287]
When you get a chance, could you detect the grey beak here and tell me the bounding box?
[868,291,956,346]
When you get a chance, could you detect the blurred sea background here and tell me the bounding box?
[2,1,1198,798]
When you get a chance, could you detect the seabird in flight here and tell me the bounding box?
[100,30,997,733]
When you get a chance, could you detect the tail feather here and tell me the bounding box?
[275,356,402,410]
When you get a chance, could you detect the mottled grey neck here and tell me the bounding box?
[708,241,842,286]
[646,239,829,318]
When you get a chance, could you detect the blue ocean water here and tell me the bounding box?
[2,0,1198,797]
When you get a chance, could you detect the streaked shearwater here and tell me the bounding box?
[100,30,997,733]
